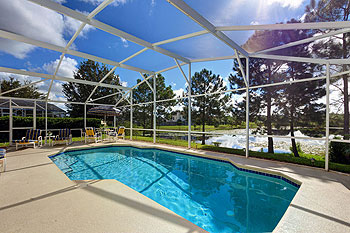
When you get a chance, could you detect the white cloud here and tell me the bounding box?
[54,0,67,4]
[0,0,94,59]
[63,14,95,38]
[173,88,184,98]
[39,81,64,98]
[151,0,156,7]
[317,78,349,113]
[172,104,184,112]
[43,57,78,78]
[149,0,156,16]
[0,0,65,58]
[266,0,305,9]
[53,0,67,3]
[47,94,67,111]
[299,12,307,22]
[220,75,229,88]
[120,38,129,48]
[80,0,128,7]
[121,81,128,87]
[0,72,41,83]
[171,88,185,111]
[211,0,305,31]
[0,39,35,59]
[250,21,260,25]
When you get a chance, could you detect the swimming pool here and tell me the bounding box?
[50,146,299,233]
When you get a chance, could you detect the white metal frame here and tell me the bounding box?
[0,0,348,171]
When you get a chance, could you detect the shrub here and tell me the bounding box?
[289,142,303,154]
[329,141,350,164]
[0,116,101,140]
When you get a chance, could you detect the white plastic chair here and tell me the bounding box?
[0,149,6,173]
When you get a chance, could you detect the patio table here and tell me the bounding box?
[45,135,56,146]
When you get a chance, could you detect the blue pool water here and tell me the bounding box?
[50,146,299,233]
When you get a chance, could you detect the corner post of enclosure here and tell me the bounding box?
[9,98,12,145]
[45,101,48,144]
[130,90,133,140]
[188,63,192,149]
[153,73,157,144]
[84,104,87,129]
[245,57,250,158]
[325,62,330,171]
[33,100,36,129]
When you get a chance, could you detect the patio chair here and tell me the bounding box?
[84,127,102,143]
[52,129,72,146]
[13,129,42,150]
[0,149,6,173]
[116,126,125,140]
[105,126,125,141]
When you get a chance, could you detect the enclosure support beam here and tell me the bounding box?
[33,101,36,130]
[153,75,157,144]
[0,78,48,96]
[175,59,190,85]
[188,63,192,148]
[250,54,334,65]
[114,74,154,107]
[140,73,154,93]
[44,0,109,100]
[234,50,248,86]
[84,104,87,129]
[114,92,131,107]
[0,29,152,74]
[29,0,190,63]
[9,99,12,145]
[120,48,149,64]
[130,90,133,141]
[218,21,350,31]
[325,62,330,171]
[245,57,250,158]
[90,90,130,104]
[167,0,248,57]
[85,66,118,103]
[255,28,350,55]
[45,102,47,144]
[0,67,130,90]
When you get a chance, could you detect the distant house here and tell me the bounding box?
[166,111,186,125]
[0,99,66,117]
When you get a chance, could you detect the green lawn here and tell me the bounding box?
[2,135,348,174]
[126,135,350,174]
[0,142,9,147]
[129,123,258,132]
[156,125,231,131]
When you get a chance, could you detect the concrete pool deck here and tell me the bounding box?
[0,141,349,233]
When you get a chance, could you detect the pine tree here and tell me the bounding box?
[305,0,350,139]
[184,69,229,145]
[230,30,285,153]
[62,60,122,117]
[0,77,44,99]
[274,20,326,157]
[133,74,175,135]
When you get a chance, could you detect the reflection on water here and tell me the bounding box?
[52,146,298,233]
[201,129,326,154]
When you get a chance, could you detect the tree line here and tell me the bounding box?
[0,0,348,158]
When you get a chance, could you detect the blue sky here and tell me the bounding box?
[0,0,310,107]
